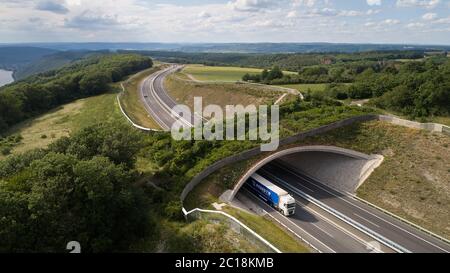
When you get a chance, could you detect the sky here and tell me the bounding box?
[1,0,450,44]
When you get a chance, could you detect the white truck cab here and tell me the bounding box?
[279,194,296,216]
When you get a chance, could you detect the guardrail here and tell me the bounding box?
[117,83,160,132]
[352,195,450,246]
[266,171,410,253]
[182,207,282,253]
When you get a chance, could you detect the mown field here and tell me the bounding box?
[165,73,294,113]
[182,64,297,82]
[183,64,263,82]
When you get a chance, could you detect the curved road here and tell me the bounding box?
[140,65,193,131]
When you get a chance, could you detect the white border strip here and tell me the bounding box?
[117,83,160,132]
[264,172,411,253]
[352,195,450,245]
[182,207,282,253]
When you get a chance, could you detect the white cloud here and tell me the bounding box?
[292,0,316,7]
[422,12,437,20]
[396,0,440,9]
[287,10,297,18]
[367,9,381,15]
[407,22,425,28]
[367,0,382,6]
[382,19,400,25]
[198,11,212,19]
[228,0,277,12]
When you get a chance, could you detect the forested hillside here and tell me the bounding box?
[0,47,58,72]
[13,50,107,80]
[124,50,424,72]
[0,54,153,133]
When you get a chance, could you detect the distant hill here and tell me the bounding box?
[0,46,58,72]
[14,50,109,80]
[6,42,450,54]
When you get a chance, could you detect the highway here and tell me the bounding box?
[257,160,450,253]
[140,65,193,130]
[237,188,395,253]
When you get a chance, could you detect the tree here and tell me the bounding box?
[0,153,153,252]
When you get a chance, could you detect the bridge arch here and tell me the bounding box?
[228,145,383,201]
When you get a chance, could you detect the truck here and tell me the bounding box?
[244,173,296,216]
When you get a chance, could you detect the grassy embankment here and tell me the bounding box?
[183,159,310,253]
[2,86,125,158]
[185,120,450,240]
[120,65,166,130]
[165,73,296,112]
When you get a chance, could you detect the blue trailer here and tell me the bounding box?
[245,173,296,216]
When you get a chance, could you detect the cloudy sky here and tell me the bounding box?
[1,0,450,44]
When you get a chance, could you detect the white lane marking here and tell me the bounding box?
[140,76,170,130]
[296,200,384,253]
[311,223,335,239]
[242,189,336,253]
[272,163,450,253]
[294,181,315,193]
[354,213,381,228]
[260,168,410,253]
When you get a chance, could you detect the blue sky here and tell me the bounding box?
[1,0,450,44]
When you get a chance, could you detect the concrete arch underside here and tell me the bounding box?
[228,145,384,201]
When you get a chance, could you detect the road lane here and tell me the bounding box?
[259,160,450,253]
[140,65,193,130]
[238,188,394,253]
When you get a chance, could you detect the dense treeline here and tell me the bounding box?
[323,57,450,117]
[14,50,108,80]
[0,123,154,252]
[123,49,424,72]
[243,66,284,83]
[0,54,152,133]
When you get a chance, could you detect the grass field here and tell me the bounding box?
[277,83,328,94]
[183,65,263,82]
[120,66,165,130]
[165,73,293,113]
[2,88,125,158]
[223,207,310,253]
[183,64,297,82]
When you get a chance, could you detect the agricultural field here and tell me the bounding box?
[182,64,297,82]
[182,64,263,82]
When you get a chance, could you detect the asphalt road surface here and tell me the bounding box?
[257,160,450,253]
[140,65,193,130]
[237,188,395,253]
